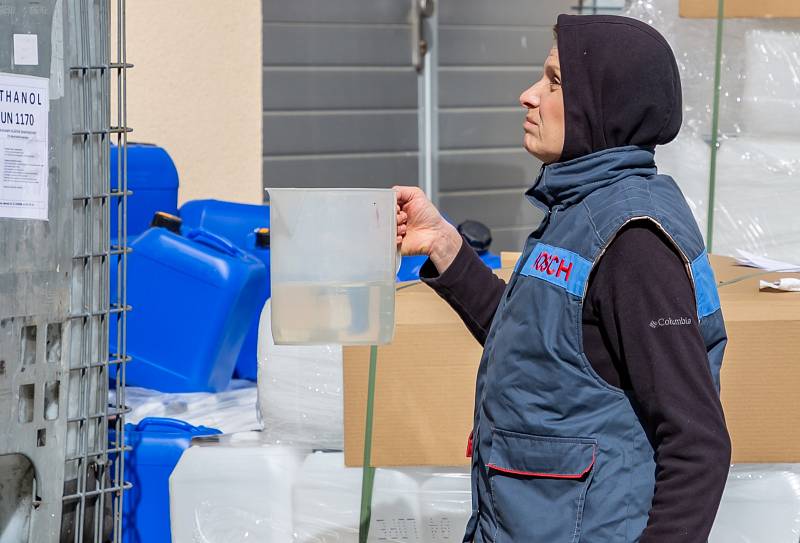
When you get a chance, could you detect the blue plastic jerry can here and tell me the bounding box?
[111,144,179,240]
[234,227,271,380]
[179,199,270,251]
[110,418,221,543]
[178,200,271,381]
[110,224,266,392]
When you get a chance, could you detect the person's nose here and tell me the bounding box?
[519,83,540,110]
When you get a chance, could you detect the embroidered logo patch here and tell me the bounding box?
[649,317,693,329]
[519,243,592,297]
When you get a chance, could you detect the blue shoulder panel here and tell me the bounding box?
[519,243,592,297]
[691,251,721,318]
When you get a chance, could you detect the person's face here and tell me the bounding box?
[519,45,565,164]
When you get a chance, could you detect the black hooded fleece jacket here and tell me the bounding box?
[421,15,731,543]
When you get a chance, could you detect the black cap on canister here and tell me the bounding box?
[457,220,492,252]
[255,227,270,248]
[150,211,182,234]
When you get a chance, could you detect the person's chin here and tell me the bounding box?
[522,134,536,154]
[523,136,542,159]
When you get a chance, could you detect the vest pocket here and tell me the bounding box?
[487,429,597,543]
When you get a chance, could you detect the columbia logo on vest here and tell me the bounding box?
[649,317,693,329]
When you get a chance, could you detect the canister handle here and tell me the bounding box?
[134,417,197,432]
[186,229,243,258]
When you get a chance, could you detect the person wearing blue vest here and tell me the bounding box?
[395,14,730,543]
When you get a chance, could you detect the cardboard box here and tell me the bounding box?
[710,255,800,463]
[500,251,520,269]
[344,256,800,466]
[680,0,800,18]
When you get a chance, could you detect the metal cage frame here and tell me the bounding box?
[0,0,128,541]
[60,0,130,541]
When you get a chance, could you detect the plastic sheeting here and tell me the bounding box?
[292,451,473,543]
[715,136,800,260]
[741,30,800,137]
[170,437,800,543]
[170,433,309,543]
[626,1,800,263]
[114,381,261,435]
[170,443,471,543]
[110,298,347,448]
[710,464,800,543]
[257,300,345,450]
[294,452,423,543]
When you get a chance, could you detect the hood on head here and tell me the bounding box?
[555,14,682,162]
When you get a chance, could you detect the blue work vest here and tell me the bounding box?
[464,146,726,543]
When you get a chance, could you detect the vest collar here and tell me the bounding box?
[526,145,657,212]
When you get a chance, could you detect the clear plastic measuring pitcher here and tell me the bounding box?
[267,188,397,345]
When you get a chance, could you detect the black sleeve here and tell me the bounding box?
[586,221,731,543]
[419,238,507,346]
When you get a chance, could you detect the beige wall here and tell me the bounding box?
[123,1,263,205]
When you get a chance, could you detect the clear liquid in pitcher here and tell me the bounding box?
[271,281,395,345]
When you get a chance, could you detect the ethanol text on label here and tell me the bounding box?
[0,89,44,106]
[0,112,35,126]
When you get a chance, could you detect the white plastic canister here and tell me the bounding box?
[169,432,308,543]
[709,464,800,542]
[293,451,423,543]
[417,468,472,543]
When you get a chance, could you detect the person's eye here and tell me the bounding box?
[550,79,561,90]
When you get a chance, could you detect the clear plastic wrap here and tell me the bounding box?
[170,432,309,543]
[626,1,800,263]
[710,464,800,542]
[114,381,261,434]
[715,136,800,260]
[169,443,471,543]
[257,299,345,449]
[418,469,474,542]
[121,298,348,447]
[740,30,800,137]
[171,442,800,542]
[293,452,471,543]
[293,452,422,542]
